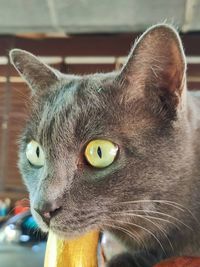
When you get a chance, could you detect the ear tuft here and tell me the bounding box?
[9,49,59,93]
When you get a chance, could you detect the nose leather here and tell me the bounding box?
[34,198,62,224]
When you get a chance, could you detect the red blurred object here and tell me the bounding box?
[154,257,200,267]
[14,206,29,215]
[14,200,30,215]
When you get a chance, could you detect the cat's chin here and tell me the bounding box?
[49,227,85,240]
[49,224,101,241]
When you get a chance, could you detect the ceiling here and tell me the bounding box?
[0,0,199,34]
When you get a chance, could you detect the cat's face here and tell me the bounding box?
[10,24,189,246]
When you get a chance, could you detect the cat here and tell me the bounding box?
[9,24,200,267]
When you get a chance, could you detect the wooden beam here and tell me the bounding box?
[0,33,200,57]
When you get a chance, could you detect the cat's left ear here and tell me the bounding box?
[9,49,59,93]
[118,24,186,117]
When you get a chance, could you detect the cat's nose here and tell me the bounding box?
[34,199,62,224]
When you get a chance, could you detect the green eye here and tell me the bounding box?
[84,139,118,168]
[26,140,45,167]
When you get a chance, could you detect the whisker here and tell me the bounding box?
[113,210,193,231]
[148,220,174,251]
[142,215,181,231]
[114,200,185,212]
[106,218,166,254]
[110,211,180,230]
[102,222,146,251]
[111,212,174,251]
[7,207,17,216]
[144,220,174,252]
[113,199,200,226]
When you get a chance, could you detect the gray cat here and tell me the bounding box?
[9,24,200,267]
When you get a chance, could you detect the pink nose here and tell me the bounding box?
[34,199,62,224]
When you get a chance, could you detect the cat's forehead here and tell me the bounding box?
[46,72,116,105]
[42,73,116,118]
[26,73,119,147]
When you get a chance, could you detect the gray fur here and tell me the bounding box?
[9,24,200,266]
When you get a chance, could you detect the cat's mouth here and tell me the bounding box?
[32,206,100,239]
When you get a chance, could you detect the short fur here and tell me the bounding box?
[9,24,200,266]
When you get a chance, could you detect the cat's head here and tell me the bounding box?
[10,24,189,245]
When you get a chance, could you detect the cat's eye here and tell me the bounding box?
[84,139,118,168]
[26,140,45,167]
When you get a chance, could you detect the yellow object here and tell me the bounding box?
[84,139,118,168]
[44,230,99,267]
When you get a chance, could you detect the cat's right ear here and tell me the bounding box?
[9,49,59,93]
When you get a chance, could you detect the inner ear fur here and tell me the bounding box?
[118,24,186,118]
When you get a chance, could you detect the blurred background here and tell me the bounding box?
[0,0,200,266]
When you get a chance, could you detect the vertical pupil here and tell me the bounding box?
[97,146,102,158]
[36,146,40,158]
